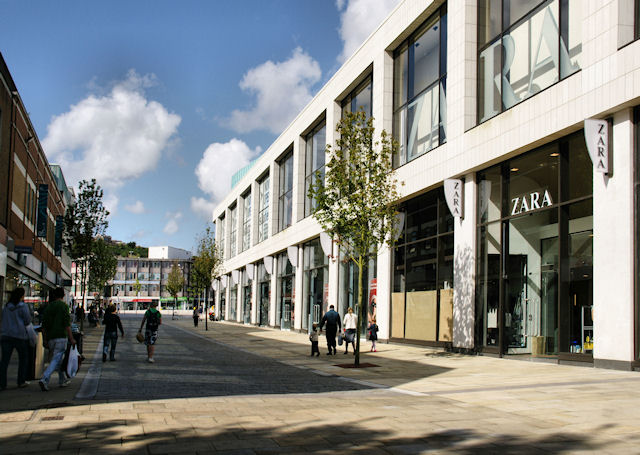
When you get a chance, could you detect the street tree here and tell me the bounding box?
[63,179,109,309]
[88,237,117,305]
[191,225,224,329]
[308,109,401,366]
[166,262,185,313]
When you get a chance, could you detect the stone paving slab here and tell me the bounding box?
[1,317,640,453]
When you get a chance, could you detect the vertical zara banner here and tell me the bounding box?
[444,179,463,218]
[36,184,49,238]
[584,119,610,174]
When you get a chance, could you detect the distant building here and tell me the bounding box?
[109,246,193,311]
[0,52,72,311]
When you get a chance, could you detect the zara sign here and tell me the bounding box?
[584,118,610,175]
[511,189,553,215]
[444,179,463,218]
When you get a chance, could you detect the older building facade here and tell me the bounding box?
[213,0,640,370]
[0,52,71,312]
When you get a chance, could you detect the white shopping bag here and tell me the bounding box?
[66,345,79,378]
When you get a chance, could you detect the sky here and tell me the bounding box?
[0,0,400,252]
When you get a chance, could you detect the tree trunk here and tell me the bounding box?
[355,256,363,366]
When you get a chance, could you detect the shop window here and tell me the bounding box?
[302,238,329,331]
[393,5,447,168]
[257,262,270,326]
[242,268,252,324]
[338,252,377,335]
[229,283,238,321]
[478,0,582,123]
[304,123,326,218]
[277,251,295,329]
[476,131,593,357]
[278,151,294,232]
[391,187,454,343]
[258,175,270,243]
[635,107,640,360]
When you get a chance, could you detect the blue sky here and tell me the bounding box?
[0,0,399,252]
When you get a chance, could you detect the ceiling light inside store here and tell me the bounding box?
[510,167,519,172]
[550,152,559,157]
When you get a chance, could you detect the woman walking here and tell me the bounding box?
[0,288,31,390]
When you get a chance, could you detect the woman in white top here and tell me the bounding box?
[343,307,358,354]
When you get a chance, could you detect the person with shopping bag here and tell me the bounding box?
[0,287,32,390]
[39,287,75,391]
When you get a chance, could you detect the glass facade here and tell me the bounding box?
[257,262,270,326]
[229,205,237,257]
[242,191,251,252]
[635,107,640,360]
[302,238,329,332]
[393,5,447,168]
[278,151,294,232]
[229,282,238,321]
[219,279,226,321]
[218,215,226,259]
[338,252,377,334]
[391,188,454,343]
[304,123,327,218]
[277,251,295,329]
[4,267,50,323]
[341,75,372,118]
[258,175,270,243]
[476,131,593,357]
[478,0,582,123]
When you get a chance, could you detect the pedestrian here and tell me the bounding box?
[192,306,199,327]
[102,305,124,362]
[319,305,341,355]
[39,287,76,391]
[138,301,161,363]
[0,288,31,390]
[343,307,357,354]
[308,323,320,357]
[368,317,379,352]
[75,305,85,324]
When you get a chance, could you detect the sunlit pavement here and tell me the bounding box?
[1,315,640,454]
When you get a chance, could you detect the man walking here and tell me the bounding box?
[319,305,341,355]
[39,288,75,391]
[139,301,161,363]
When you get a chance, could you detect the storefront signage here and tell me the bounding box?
[511,189,553,215]
[319,232,332,257]
[36,184,49,238]
[231,269,239,285]
[13,245,33,254]
[245,263,255,280]
[54,216,64,256]
[584,119,609,174]
[444,179,463,218]
[263,256,273,275]
[287,245,298,268]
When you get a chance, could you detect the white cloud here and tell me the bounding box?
[130,229,148,240]
[224,47,321,134]
[195,138,261,203]
[103,193,119,217]
[190,197,217,220]
[163,211,182,235]
[125,200,145,214]
[336,0,400,63]
[43,69,181,189]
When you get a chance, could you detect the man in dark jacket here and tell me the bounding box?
[39,287,75,391]
[319,305,341,355]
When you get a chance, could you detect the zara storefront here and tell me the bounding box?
[212,0,640,371]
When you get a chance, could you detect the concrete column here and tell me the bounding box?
[593,108,635,368]
[453,173,477,350]
[376,244,391,341]
[294,245,304,331]
[270,255,278,327]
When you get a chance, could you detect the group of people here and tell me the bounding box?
[310,305,378,356]
[0,287,163,392]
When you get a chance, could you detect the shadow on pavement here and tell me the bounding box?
[0,418,606,454]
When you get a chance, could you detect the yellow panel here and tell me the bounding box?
[438,289,454,341]
[391,292,405,338]
[405,291,437,341]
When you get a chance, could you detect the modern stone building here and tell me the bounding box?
[212,0,640,370]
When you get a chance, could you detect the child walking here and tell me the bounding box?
[368,318,379,352]
[309,323,320,356]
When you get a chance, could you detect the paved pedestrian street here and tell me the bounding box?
[2,316,640,454]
